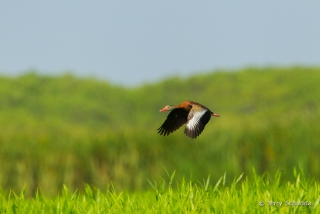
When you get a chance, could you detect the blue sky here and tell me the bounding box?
[1,1,319,86]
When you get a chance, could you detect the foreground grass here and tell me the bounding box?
[1,170,319,213]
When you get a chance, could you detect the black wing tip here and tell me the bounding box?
[157,126,171,136]
[184,122,206,139]
[184,128,200,139]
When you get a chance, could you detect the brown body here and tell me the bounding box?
[158,100,219,139]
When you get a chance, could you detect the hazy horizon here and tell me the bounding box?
[1,1,320,86]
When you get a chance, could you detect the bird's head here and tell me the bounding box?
[159,105,175,112]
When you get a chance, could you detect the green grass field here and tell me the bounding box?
[0,67,319,212]
[0,169,319,213]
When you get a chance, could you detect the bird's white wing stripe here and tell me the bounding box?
[186,110,207,130]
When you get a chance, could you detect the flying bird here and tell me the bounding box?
[157,100,220,139]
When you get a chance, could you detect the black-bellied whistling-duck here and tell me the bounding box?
[157,100,220,139]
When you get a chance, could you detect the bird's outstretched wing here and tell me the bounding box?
[157,108,189,136]
[184,110,211,139]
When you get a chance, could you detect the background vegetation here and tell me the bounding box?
[0,67,319,197]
